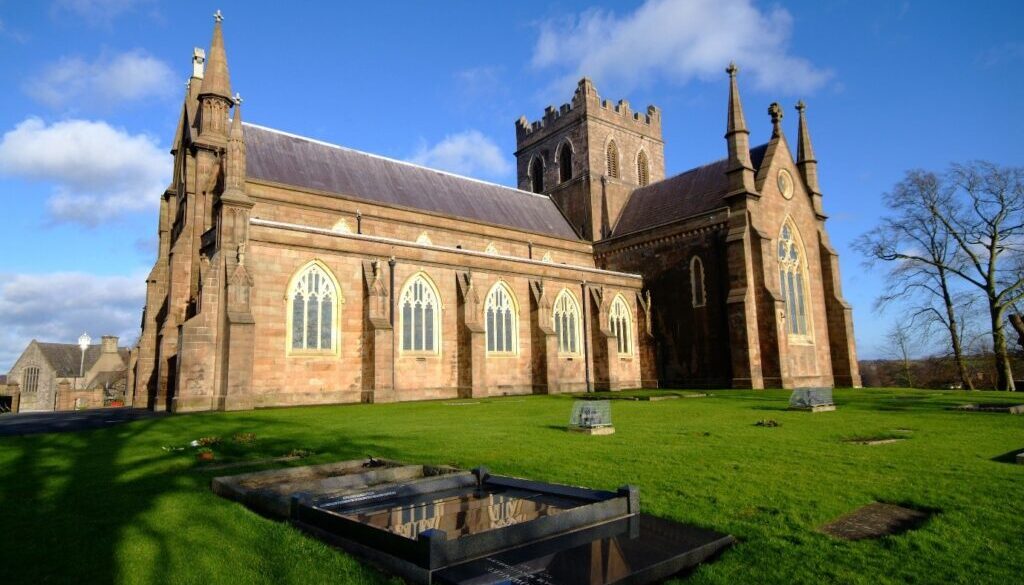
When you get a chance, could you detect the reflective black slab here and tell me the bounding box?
[435,514,735,585]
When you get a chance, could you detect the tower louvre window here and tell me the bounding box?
[530,156,544,193]
[23,366,39,393]
[558,142,573,183]
[637,150,650,186]
[606,141,619,178]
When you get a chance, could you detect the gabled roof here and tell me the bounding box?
[243,123,581,241]
[611,144,768,238]
[34,343,128,378]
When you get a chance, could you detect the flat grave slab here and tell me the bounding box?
[820,502,930,540]
[845,438,905,446]
[213,462,734,584]
[435,514,734,585]
[954,403,1024,414]
[212,458,460,519]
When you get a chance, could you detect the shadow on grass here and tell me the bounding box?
[991,448,1024,464]
[0,411,399,585]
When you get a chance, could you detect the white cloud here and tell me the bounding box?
[25,49,175,109]
[0,271,146,371]
[0,117,168,226]
[532,0,831,95]
[408,130,513,180]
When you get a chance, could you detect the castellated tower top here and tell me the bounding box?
[515,78,661,146]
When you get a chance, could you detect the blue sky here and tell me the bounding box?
[0,0,1021,370]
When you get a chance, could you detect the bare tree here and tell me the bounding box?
[856,170,974,389]
[886,321,917,388]
[935,163,1024,390]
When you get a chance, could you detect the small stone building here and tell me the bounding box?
[131,16,859,413]
[5,336,129,412]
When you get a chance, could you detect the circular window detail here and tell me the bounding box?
[778,169,794,199]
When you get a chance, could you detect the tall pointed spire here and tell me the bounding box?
[724,62,756,195]
[795,101,816,165]
[795,101,825,216]
[222,94,248,203]
[200,10,231,101]
[725,62,748,136]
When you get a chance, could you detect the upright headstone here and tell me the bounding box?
[569,400,615,435]
[789,387,835,412]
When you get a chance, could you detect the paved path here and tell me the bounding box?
[0,408,167,437]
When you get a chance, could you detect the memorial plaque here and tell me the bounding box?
[569,400,614,434]
[789,387,835,412]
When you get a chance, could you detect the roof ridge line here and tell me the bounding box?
[242,122,554,201]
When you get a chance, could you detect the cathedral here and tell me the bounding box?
[129,15,860,412]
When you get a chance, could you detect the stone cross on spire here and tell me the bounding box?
[726,61,738,77]
[233,92,243,106]
[214,9,223,22]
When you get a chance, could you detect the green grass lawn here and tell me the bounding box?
[1,389,1022,584]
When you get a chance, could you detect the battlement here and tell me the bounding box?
[516,78,661,144]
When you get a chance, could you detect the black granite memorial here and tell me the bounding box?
[789,387,835,412]
[212,462,734,584]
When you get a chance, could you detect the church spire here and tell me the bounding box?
[199,10,231,101]
[222,94,248,203]
[724,62,756,195]
[194,10,233,143]
[795,101,825,216]
[795,100,816,166]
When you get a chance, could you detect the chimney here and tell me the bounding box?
[101,336,118,354]
[192,47,206,79]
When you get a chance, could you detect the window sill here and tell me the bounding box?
[486,352,519,358]
[286,350,339,358]
[787,337,815,347]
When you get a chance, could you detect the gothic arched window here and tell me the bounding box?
[637,150,650,186]
[558,142,573,183]
[606,140,620,178]
[400,273,440,354]
[778,221,811,339]
[530,156,544,193]
[485,282,518,354]
[23,366,39,393]
[287,261,341,354]
[552,289,581,355]
[609,295,632,355]
[690,256,706,308]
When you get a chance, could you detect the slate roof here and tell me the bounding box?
[243,123,580,240]
[612,144,769,238]
[35,343,128,378]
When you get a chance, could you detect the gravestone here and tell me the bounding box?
[569,400,614,435]
[789,387,835,412]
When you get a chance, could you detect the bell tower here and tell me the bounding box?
[514,78,664,241]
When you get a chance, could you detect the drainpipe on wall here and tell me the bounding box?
[581,280,592,393]
[388,256,397,395]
